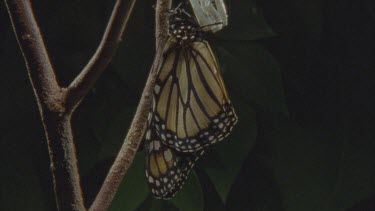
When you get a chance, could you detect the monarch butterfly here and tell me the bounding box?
[145,4,237,199]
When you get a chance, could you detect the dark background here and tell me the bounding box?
[1,0,374,210]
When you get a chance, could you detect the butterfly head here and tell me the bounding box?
[168,7,203,45]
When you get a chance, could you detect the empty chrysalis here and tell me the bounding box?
[188,0,228,33]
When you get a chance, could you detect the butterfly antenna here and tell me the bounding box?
[193,22,224,32]
[201,22,223,29]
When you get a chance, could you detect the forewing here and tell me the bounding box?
[152,41,237,152]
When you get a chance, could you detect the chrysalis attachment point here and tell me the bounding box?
[188,0,228,33]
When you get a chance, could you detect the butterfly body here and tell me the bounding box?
[168,6,203,45]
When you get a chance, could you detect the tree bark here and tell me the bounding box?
[5,1,84,210]
[43,112,85,210]
[5,0,137,210]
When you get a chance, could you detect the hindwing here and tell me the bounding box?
[144,116,205,199]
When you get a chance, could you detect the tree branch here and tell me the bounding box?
[89,0,172,210]
[5,0,138,210]
[5,0,62,112]
[5,1,84,210]
[65,0,137,111]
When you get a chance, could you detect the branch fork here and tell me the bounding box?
[4,0,171,210]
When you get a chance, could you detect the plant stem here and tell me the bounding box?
[66,0,137,111]
[89,0,172,210]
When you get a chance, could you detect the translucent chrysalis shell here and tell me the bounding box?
[189,0,228,33]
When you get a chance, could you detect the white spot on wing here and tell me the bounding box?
[154,141,161,150]
[146,130,151,140]
[148,176,154,183]
[149,141,154,153]
[164,149,172,162]
[152,96,156,111]
[154,84,161,94]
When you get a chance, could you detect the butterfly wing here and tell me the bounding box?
[145,118,204,199]
[152,39,237,152]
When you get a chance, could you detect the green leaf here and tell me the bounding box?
[216,41,288,115]
[258,114,340,211]
[136,195,178,211]
[200,39,286,202]
[235,113,375,211]
[202,95,257,202]
[76,102,136,176]
[109,152,150,211]
[170,171,204,211]
[135,171,203,211]
[97,106,136,161]
[320,131,375,211]
[217,0,275,40]
[196,169,226,211]
[225,141,285,211]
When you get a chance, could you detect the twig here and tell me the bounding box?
[66,0,137,111]
[89,0,172,210]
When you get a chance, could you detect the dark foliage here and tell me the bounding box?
[0,0,374,210]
